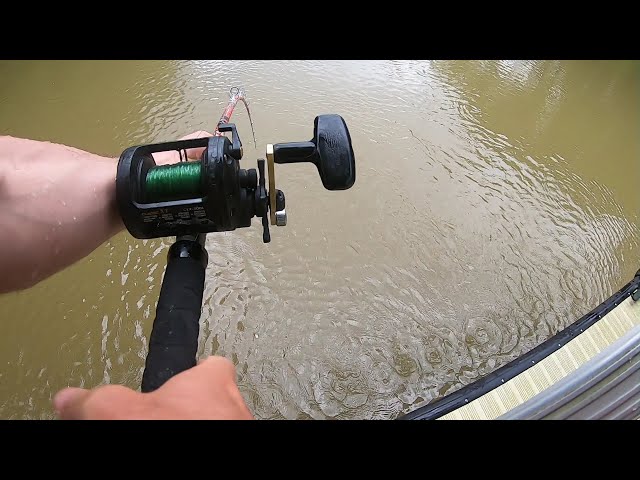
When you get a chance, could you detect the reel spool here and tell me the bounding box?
[116,115,356,243]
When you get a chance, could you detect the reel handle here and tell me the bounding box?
[273,114,356,191]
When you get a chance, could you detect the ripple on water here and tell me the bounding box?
[0,60,637,419]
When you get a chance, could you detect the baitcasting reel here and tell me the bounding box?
[116,114,356,242]
[117,111,355,393]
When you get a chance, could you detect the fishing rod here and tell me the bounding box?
[115,88,356,392]
[214,87,257,148]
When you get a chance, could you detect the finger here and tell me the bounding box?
[160,356,238,391]
[178,356,253,419]
[53,387,91,420]
[153,130,214,165]
[179,130,215,160]
[150,356,254,419]
[194,357,253,419]
[195,356,237,381]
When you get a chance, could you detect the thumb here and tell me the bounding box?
[53,387,91,420]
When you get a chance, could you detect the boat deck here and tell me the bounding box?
[402,271,640,420]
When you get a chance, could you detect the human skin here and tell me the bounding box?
[0,131,254,420]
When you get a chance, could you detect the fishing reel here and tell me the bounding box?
[116,114,356,243]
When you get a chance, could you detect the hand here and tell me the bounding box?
[153,130,214,166]
[53,356,254,420]
[0,129,216,293]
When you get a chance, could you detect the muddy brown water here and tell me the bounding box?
[0,60,638,419]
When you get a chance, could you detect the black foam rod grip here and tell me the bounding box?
[141,239,207,393]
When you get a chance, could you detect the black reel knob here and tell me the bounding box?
[272,114,356,191]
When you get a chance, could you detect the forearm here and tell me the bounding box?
[0,136,122,293]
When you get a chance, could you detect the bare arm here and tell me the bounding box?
[0,132,211,293]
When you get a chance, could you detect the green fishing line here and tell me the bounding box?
[144,161,202,202]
